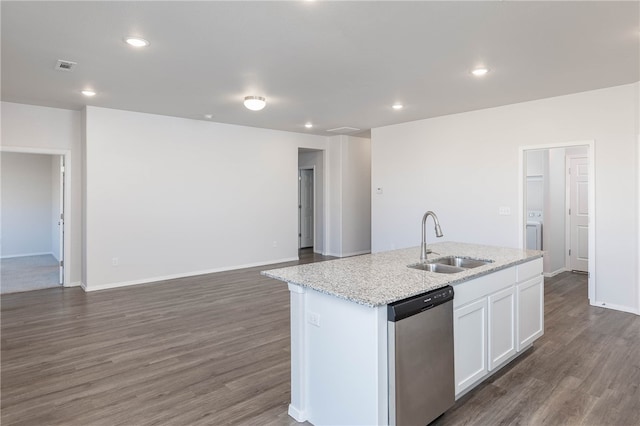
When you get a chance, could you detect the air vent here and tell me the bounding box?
[55,59,77,72]
[327,126,361,134]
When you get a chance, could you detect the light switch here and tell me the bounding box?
[499,206,511,216]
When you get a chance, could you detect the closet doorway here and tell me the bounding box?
[1,149,69,293]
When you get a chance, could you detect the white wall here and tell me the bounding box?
[299,150,325,254]
[326,135,372,257]
[342,136,372,256]
[372,83,639,314]
[1,102,81,284]
[83,106,328,290]
[1,152,53,257]
[51,155,61,260]
[544,148,566,275]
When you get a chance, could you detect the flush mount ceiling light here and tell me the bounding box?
[81,89,96,97]
[471,67,489,77]
[204,114,213,120]
[124,36,150,48]
[305,123,313,129]
[392,103,403,110]
[244,96,266,111]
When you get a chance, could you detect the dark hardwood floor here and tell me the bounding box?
[2,253,639,425]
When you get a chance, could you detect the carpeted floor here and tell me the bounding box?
[1,255,61,294]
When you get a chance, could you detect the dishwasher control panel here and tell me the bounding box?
[388,286,454,322]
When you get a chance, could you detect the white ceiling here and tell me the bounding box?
[2,1,638,137]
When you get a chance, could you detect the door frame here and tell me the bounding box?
[1,146,72,287]
[518,140,595,304]
[298,166,316,250]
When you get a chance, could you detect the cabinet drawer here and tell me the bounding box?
[453,267,516,308]
[517,258,543,282]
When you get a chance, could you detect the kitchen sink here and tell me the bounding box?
[407,263,465,274]
[430,256,493,269]
[408,256,493,274]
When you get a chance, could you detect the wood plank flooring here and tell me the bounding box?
[435,272,640,426]
[2,254,639,425]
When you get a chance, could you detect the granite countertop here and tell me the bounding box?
[262,241,543,307]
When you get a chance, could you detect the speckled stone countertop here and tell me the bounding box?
[262,241,542,307]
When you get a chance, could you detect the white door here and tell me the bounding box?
[569,157,588,272]
[488,287,516,371]
[299,169,314,249]
[58,156,65,284]
[516,276,544,350]
[453,298,488,396]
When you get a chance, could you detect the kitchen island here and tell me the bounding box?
[263,242,543,425]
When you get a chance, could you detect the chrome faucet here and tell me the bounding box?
[420,211,443,262]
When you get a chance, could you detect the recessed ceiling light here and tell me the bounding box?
[204,114,213,120]
[81,89,96,97]
[244,96,266,111]
[392,103,403,110]
[471,67,489,77]
[124,36,150,48]
[305,123,313,129]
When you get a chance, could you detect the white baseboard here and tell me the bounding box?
[288,404,307,422]
[323,250,371,258]
[341,250,371,257]
[543,267,569,278]
[64,281,82,288]
[1,252,54,259]
[82,257,299,292]
[592,300,640,316]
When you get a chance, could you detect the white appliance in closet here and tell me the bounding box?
[526,210,543,250]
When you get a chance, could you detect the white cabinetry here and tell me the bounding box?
[453,298,487,395]
[453,257,543,398]
[516,259,544,351]
[488,286,516,370]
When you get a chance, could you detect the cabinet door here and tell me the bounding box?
[488,287,516,370]
[454,298,488,396]
[517,276,544,351]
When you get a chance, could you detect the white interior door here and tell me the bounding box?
[59,156,65,284]
[569,156,588,272]
[299,169,314,249]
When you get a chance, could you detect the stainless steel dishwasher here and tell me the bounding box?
[388,285,455,426]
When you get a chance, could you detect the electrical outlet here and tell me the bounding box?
[112,257,119,266]
[272,241,278,247]
[308,312,321,327]
[376,187,383,195]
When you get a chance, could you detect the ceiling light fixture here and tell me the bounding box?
[305,123,313,129]
[392,103,403,110]
[471,67,489,77]
[124,36,150,48]
[244,96,266,111]
[204,114,213,120]
[81,89,96,97]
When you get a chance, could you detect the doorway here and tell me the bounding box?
[298,148,325,254]
[520,141,595,302]
[1,148,70,293]
[299,168,314,249]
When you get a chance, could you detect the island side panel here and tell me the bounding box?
[288,283,388,425]
[288,283,307,422]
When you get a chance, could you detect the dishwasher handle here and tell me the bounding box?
[388,286,454,322]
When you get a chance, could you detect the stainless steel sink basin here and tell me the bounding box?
[407,256,493,274]
[407,263,465,274]
[430,256,493,269]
